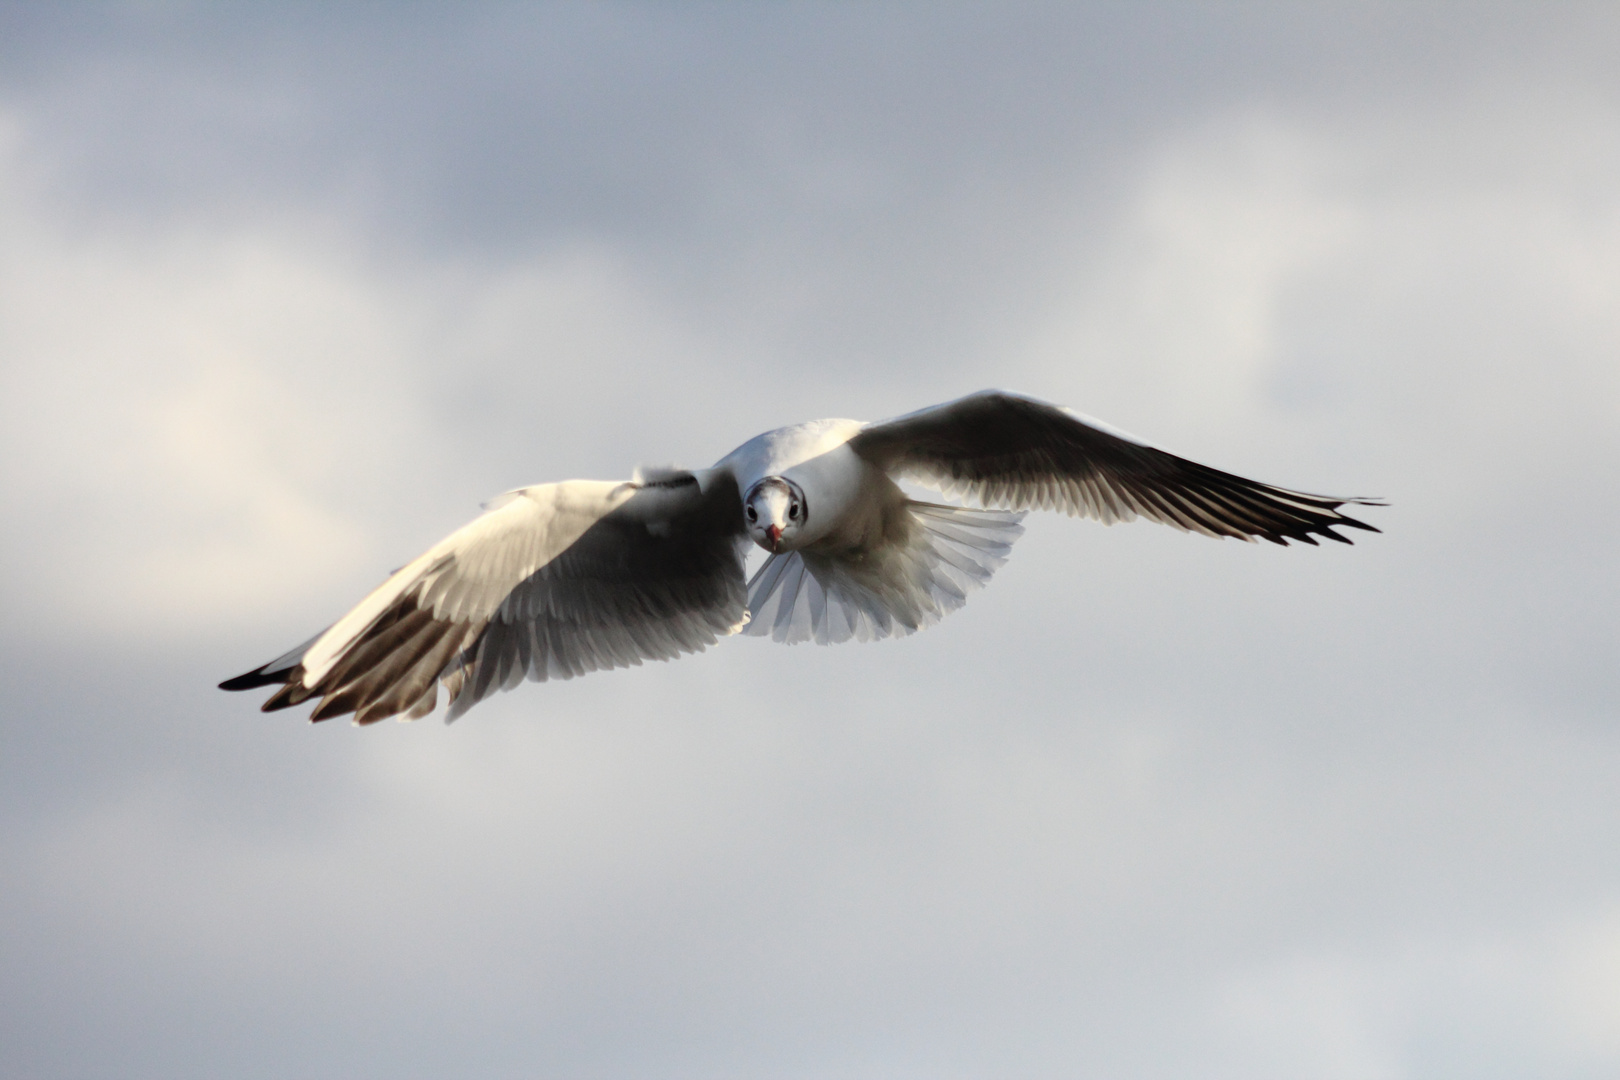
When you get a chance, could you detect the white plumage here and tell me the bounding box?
[221,391,1382,724]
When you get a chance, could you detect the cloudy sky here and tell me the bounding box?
[2,4,1618,1078]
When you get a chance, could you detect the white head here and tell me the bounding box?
[744,477,808,553]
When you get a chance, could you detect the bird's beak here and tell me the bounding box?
[766,524,782,550]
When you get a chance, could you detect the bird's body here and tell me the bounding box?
[720,417,877,552]
[221,391,1382,724]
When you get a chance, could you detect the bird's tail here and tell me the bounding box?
[743,501,1025,645]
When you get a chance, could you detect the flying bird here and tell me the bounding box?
[221,391,1382,724]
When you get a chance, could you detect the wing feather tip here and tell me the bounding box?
[218,670,275,692]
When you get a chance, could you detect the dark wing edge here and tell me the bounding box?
[218,630,325,691]
[220,472,748,726]
[848,390,1384,547]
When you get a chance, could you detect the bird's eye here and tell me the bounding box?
[788,503,800,521]
[746,505,757,523]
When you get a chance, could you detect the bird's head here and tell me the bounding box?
[744,477,808,553]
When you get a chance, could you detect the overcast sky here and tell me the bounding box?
[2,4,1619,1078]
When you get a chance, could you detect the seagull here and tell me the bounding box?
[221,390,1382,725]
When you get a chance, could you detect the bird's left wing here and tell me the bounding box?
[848,390,1382,545]
[220,469,747,724]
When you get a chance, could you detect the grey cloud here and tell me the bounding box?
[2,4,1619,1079]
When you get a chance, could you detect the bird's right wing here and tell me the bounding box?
[848,390,1382,546]
[220,469,748,724]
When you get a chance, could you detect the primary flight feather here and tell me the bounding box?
[221,391,1382,724]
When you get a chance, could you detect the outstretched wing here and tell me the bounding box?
[848,390,1382,545]
[220,470,747,724]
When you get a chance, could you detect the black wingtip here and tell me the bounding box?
[219,668,282,692]
[1333,510,1383,538]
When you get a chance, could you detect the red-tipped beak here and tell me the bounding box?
[766,524,782,549]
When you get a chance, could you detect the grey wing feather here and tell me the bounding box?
[220,471,748,725]
[848,390,1383,545]
[460,486,749,716]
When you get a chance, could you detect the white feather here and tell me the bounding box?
[744,502,1025,645]
[299,481,635,686]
